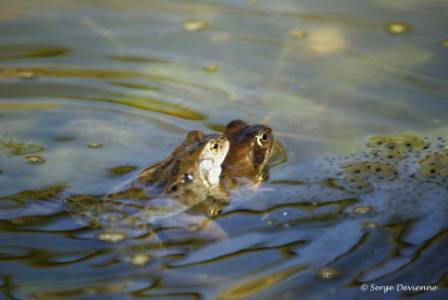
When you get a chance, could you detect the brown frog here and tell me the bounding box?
[67,130,231,243]
[105,130,230,208]
[139,130,229,191]
[222,120,275,183]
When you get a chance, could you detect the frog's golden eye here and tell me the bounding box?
[256,131,270,147]
[210,142,220,152]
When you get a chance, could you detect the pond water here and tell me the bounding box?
[0,0,447,299]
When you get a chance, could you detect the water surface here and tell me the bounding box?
[0,1,447,299]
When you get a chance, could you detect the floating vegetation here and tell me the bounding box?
[289,29,307,39]
[0,102,61,110]
[0,67,209,120]
[127,253,151,266]
[97,231,128,243]
[206,123,226,132]
[105,187,149,200]
[0,67,133,80]
[182,19,209,32]
[202,63,219,72]
[88,143,103,149]
[0,139,44,155]
[316,267,340,279]
[0,45,71,60]
[442,40,448,48]
[65,194,103,216]
[107,80,161,91]
[216,265,308,300]
[362,221,379,229]
[352,205,374,215]
[109,55,168,64]
[385,22,410,34]
[107,165,138,177]
[8,215,49,225]
[0,184,67,202]
[25,155,46,165]
[18,70,37,79]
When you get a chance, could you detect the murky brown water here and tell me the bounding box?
[0,1,447,299]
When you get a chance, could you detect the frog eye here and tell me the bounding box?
[256,131,270,147]
[210,142,220,152]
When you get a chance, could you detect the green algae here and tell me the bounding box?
[0,184,67,203]
[0,139,44,156]
[106,165,138,177]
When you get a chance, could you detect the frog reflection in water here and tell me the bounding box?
[222,120,276,183]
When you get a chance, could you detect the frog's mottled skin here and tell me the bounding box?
[66,130,231,240]
[104,130,230,208]
[138,130,229,192]
[222,120,275,182]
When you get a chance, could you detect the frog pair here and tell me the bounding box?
[132,120,275,203]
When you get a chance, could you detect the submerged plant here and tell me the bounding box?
[0,139,44,155]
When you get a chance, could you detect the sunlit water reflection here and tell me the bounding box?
[0,1,447,299]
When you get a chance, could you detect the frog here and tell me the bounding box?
[107,130,230,207]
[66,130,231,247]
[221,120,276,183]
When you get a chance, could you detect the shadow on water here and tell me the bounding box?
[0,0,447,299]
